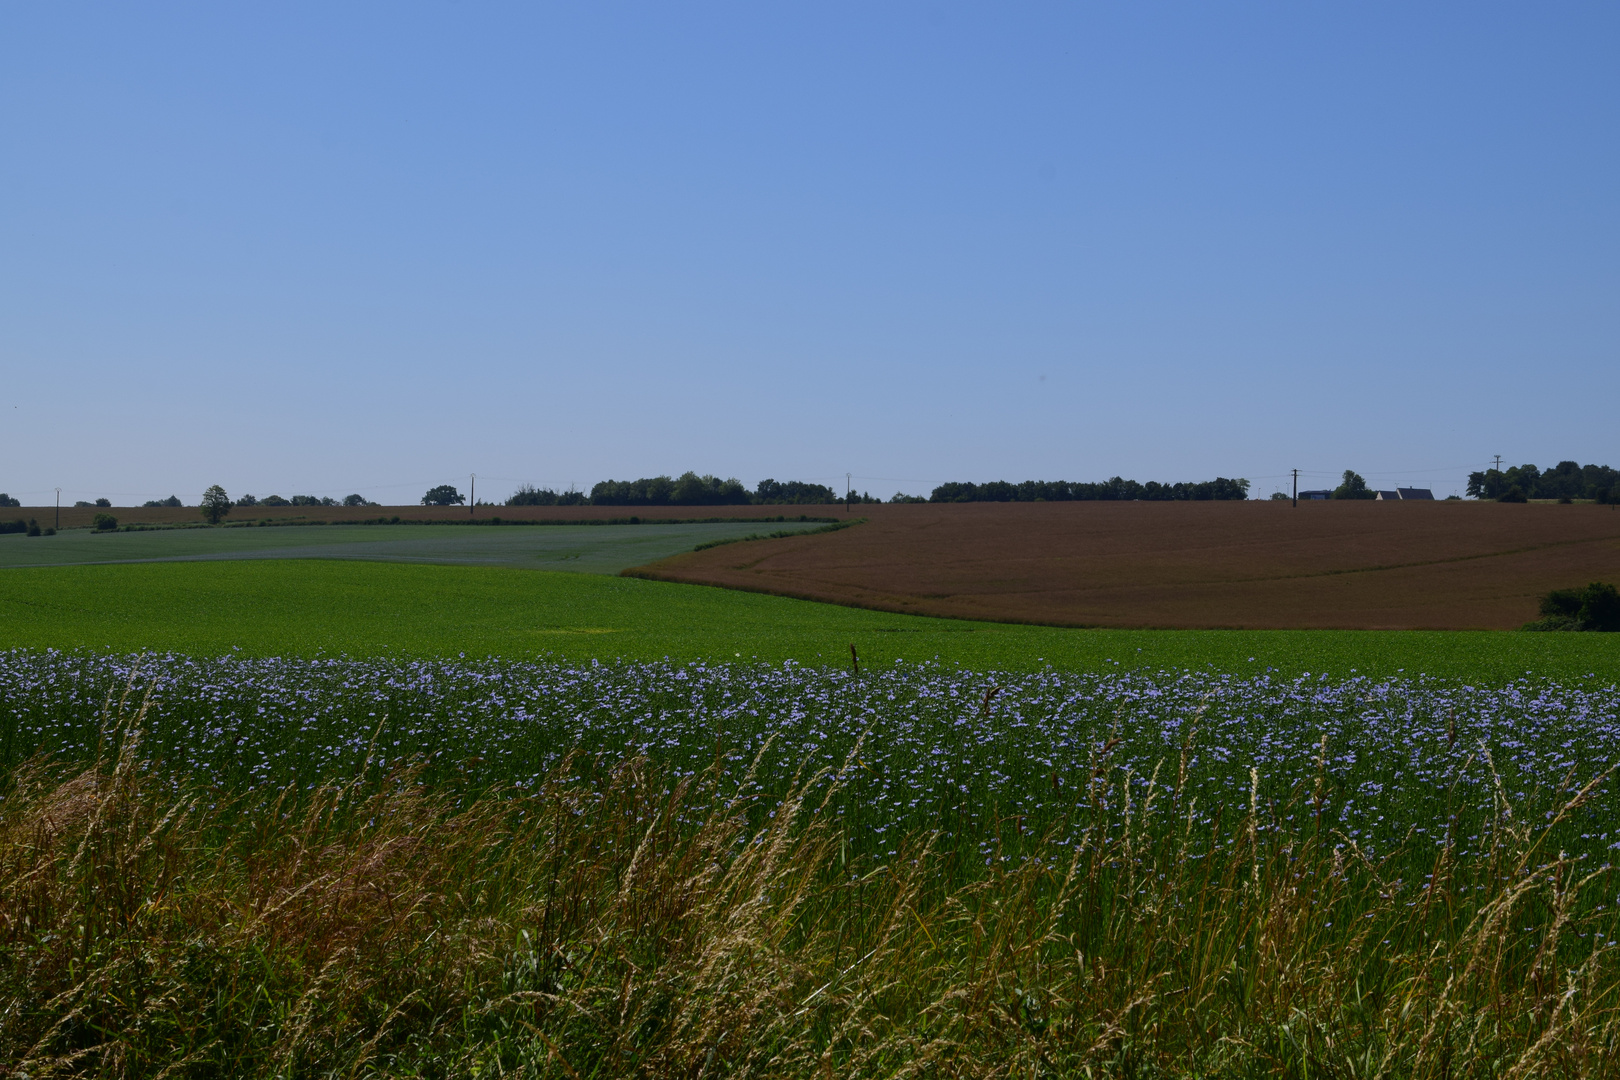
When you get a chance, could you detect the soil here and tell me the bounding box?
[626,501,1620,630]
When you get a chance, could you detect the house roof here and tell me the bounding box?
[1397,487,1435,500]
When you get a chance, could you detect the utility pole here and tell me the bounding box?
[54,488,60,530]
[1291,469,1298,508]
[469,473,475,516]
[1492,455,1503,473]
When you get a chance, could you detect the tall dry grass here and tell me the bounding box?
[3,705,1619,1077]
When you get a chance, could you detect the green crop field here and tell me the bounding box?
[5,551,1620,1073]
[5,636,1619,1073]
[0,556,1616,678]
[0,520,825,572]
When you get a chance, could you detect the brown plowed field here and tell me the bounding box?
[8,503,843,531]
[627,502,1620,629]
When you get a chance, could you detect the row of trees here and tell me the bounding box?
[929,477,1251,503]
[239,493,377,508]
[1467,461,1620,502]
[498,474,848,508]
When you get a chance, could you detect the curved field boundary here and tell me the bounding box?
[623,501,1620,630]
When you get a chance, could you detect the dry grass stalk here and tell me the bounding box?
[1,717,1618,1077]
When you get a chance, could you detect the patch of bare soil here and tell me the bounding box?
[627,502,1620,629]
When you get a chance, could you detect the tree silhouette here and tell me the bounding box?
[200,485,232,525]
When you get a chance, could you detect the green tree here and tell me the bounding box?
[422,485,465,506]
[1332,470,1374,500]
[200,485,232,525]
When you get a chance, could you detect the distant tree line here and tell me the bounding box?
[503,473,846,508]
[505,484,589,507]
[929,476,1251,503]
[237,493,378,508]
[1467,461,1620,503]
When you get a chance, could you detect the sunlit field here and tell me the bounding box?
[2,558,1618,678]
[5,649,1620,1074]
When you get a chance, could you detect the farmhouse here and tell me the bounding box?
[1397,487,1435,500]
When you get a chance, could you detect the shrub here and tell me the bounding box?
[0,519,26,534]
[1524,581,1620,631]
[92,513,118,532]
[25,519,40,537]
[506,483,558,506]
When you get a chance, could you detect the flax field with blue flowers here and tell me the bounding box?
[5,646,1620,1075]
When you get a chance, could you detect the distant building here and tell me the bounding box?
[1374,490,1401,501]
[1396,487,1435,500]
[1299,490,1332,500]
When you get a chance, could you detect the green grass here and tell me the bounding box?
[0,520,824,572]
[2,558,1617,678]
[5,663,1618,1075]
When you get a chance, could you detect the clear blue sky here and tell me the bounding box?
[4,3,1616,505]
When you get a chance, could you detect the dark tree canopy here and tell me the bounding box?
[1468,461,1619,502]
[421,485,465,506]
[1332,471,1374,500]
[199,485,232,525]
[505,484,588,507]
[590,473,751,506]
[754,479,839,505]
[1525,582,1620,632]
[928,477,1250,503]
